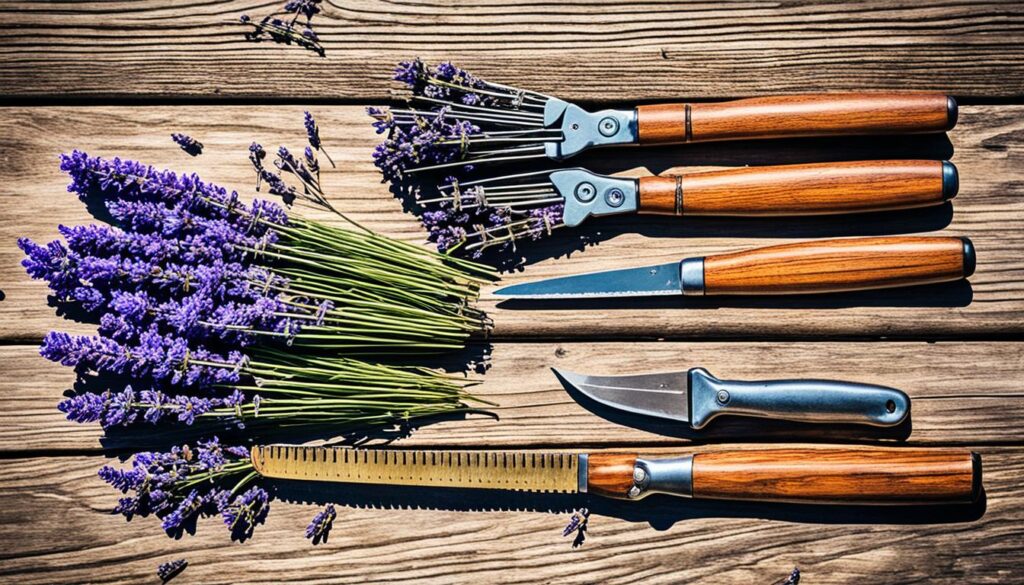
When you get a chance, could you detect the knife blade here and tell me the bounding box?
[251,445,979,505]
[494,236,976,299]
[553,367,910,429]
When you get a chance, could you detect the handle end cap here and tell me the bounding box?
[942,161,959,200]
[946,96,959,130]
[961,237,977,277]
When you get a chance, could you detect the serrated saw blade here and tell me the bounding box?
[251,446,581,493]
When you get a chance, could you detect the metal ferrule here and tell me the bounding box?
[679,257,705,296]
[577,453,589,493]
[627,456,694,500]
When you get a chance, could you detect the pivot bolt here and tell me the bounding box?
[633,467,647,484]
[716,390,731,404]
[575,182,596,202]
[573,182,598,202]
[606,188,625,207]
[598,117,619,137]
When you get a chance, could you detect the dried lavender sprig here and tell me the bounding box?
[306,504,336,544]
[772,568,800,585]
[158,559,188,583]
[171,133,203,156]
[304,111,335,167]
[238,0,325,57]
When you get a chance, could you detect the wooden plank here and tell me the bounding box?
[0,448,1019,584]
[1,105,1022,341]
[2,2,1024,100]
[3,341,1023,453]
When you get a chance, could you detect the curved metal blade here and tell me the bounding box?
[494,262,682,299]
[553,368,691,423]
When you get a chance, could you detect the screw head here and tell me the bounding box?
[716,389,730,404]
[627,486,642,499]
[575,182,597,202]
[633,467,647,483]
[606,188,625,207]
[598,117,619,137]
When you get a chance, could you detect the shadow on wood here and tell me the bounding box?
[496,279,974,311]
[269,478,986,531]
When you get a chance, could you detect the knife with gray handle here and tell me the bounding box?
[554,367,909,429]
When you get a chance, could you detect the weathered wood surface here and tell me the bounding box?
[2,2,1023,582]
[2,1,1024,101]
[0,448,1019,584]
[2,105,1023,341]
[2,341,1023,454]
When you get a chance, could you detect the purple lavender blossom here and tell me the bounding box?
[239,1,324,56]
[157,559,188,583]
[99,437,255,538]
[222,486,270,542]
[303,111,335,168]
[171,133,203,156]
[369,108,479,181]
[305,504,336,544]
[40,329,243,388]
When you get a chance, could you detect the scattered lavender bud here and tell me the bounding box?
[238,0,324,56]
[304,111,335,167]
[157,559,188,583]
[562,508,590,548]
[171,133,203,156]
[772,568,800,585]
[305,504,336,544]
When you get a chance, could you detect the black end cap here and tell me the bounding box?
[961,237,976,277]
[971,452,983,503]
[946,96,959,131]
[942,161,959,200]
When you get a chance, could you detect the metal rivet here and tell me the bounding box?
[716,390,730,404]
[606,188,625,207]
[575,182,596,202]
[627,486,642,498]
[598,117,619,137]
[633,467,647,483]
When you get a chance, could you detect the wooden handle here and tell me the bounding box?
[702,236,975,295]
[637,94,956,145]
[691,449,980,505]
[638,160,957,216]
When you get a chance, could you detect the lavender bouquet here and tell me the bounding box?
[20,150,494,432]
[369,60,566,259]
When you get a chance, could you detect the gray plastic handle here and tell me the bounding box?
[688,368,910,430]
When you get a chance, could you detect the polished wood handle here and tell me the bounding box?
[638,160,957,216]
[692,449,980,505]
[637,94,956,145]
[702,236,975,295]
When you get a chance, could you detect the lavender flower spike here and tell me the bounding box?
[157,559,188,583]
[305,503,336,544]
[304,111,335,167]
[171,133,203,156]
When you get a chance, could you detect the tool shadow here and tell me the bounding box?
[495,279,974,311]
[271,478,986,531]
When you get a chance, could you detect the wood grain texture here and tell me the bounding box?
[2,105,1023,341]
[687,94,953,143]
[0,448,1019,584]
[638,94,952,145]
[702,236,967,295]
[585,453,637,498]
[1,2,1024,100]
[638,160,950,217]
[4,341,1024,454]
[691,448,978,505]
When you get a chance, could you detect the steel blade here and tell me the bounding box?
[251,446,580,493]
[553,368,691,423]
[494,262,682,299]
